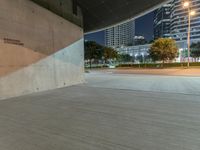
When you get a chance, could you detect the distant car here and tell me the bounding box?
[108,64,116,69]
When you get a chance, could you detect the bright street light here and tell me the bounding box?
[190,10,196,16]
[183,1,189,8]
[183,1,195,68]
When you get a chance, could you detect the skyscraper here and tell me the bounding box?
[154,0,200,42]
[105,20,135,48]
[170,0,200,41]
[153,3,171,39]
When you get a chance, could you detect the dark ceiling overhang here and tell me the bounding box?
[31,0,167,32]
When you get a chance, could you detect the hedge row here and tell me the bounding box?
[117,62,200,68]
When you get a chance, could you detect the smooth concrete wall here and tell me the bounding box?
[0,0,84,99]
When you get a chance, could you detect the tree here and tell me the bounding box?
[84,41,103,68]
[191,42,200,61]
[84,41,118,67]
[149,40,155,44]
[117,54,133,62]
[103,47,118,63]
[149,38,178,67]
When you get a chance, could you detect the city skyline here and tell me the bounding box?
[84,12,154,46]
[85,0,200,47]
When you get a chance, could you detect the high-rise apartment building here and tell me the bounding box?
[154,0,200,42]
[153,3,171,39]
[105,20,135,48]
[170,0,200,41]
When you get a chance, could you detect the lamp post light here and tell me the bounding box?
[183,1,195,68]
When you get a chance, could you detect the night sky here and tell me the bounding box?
[84,11,154,46]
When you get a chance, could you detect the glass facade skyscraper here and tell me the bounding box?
[154,0,200,42]
[170,0,200,41]
[153,3,171,39]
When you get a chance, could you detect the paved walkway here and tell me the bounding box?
[0,72,200,150]
[86,71,200,95]
[97,68,200,76]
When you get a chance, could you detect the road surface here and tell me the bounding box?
[0,71,200,150]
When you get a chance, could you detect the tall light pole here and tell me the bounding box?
[183,1,195,68]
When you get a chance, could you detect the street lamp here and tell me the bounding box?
[183,1,195,68]
[183,1,189,7]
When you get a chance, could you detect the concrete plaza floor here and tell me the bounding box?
[86,70,200,95]
[99,68,200,77]
[0,71,200,150]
